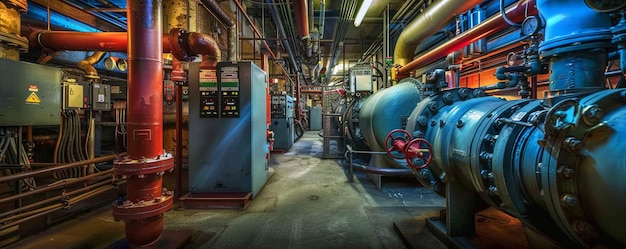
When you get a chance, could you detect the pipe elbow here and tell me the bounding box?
[494,66,509,81]
[77,51,105,79]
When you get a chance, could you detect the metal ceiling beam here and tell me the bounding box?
[30,0,126,31]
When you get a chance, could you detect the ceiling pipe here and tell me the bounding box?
[200,0,236,61]
[393,0,482,67]
[267,0,298,70]
[28,29,219,62]
[233,0,277,59]
[111,0,174,247]
[397,0,537,77]
[293,0,310,39]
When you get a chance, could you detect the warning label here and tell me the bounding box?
[26,92,41,104]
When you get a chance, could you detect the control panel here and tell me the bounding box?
[92,82,111,110]
[220,66,240,118]
[199,69,218,118]
[271,94,293,118]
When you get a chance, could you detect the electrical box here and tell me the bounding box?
[92,83,111,110]
[188,61,269,198]
[65,83,84,109]
[0,58,62,126]
[270,94,294,150]
[349,65,373,92]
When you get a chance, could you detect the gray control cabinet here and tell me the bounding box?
[188,61,269,197]
[270,94,294,150]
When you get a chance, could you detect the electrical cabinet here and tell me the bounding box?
[349,65,373,93]
[0,59,62,126]
[270,94,294,150]
[188,61,269,198]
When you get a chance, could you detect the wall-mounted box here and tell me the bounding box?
[0,58,62,126]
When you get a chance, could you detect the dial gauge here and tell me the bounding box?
[584,0,626,12]
[521,16,541,36]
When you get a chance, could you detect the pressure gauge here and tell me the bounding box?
[521,16,541,36]
[584,0,626,12]
[506,52,518,66]
[104,57,116,70]
[117,59,128,71]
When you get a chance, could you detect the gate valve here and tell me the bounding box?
[384,129,412,159]
[404,138,433,169]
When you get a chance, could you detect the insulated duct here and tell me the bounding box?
[393,0,482,67]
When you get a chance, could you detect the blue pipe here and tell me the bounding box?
[537,0,612,91]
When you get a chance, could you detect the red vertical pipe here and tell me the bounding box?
[397,0,537,77]
[293,0,310,38]
[112,0,173,247]
[127,0,163,159]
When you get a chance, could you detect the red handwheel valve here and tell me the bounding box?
[404,138,433,169]
[384,129,412,159]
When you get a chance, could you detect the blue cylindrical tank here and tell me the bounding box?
[358,80,422,154]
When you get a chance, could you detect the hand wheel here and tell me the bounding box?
[384,129,412,159]
[404,138,433,169]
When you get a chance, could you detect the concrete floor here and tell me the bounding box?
[7,131,448,249]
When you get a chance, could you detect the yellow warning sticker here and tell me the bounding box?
[26,92,41,104]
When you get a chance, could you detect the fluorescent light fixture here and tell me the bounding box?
[354,0,373,27]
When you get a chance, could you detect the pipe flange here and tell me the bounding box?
[112,193,173,222]
[0,30,28,52]
[113,153,174,176]
[167,28,192,61]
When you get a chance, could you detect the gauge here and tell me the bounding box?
[117,59,128,71]
[521,16,541,36]
[584,0,626,12]
[104,57,116,70]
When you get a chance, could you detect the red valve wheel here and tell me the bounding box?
[404,138,433,169]
[384,129,412,159]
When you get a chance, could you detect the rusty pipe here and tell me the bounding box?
[293,0,310,39]
[393,0,482,67]
[397,0,536,77]
[200,0,236,61]
[77,51,105,79]
[0,185,114,232]
[0,154,116,185]
[0,169,112,205]
[0,178,117,220]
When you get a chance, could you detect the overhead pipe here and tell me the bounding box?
[29,29,219,62]
[112,0,174,247]
[293,0,310,39]
[397,0,537,77]
[393,0,482,67]
[77,51,105,79]
[233,0,280,61]
[266,0,298,70]
[200,0,236,61]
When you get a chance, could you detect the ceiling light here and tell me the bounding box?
[354,0,373,27]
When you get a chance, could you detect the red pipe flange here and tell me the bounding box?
[384,129,412,159]
[404,138,433,169]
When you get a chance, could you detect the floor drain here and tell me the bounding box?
[308,195,319,201]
